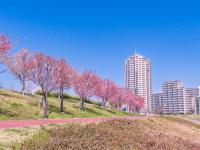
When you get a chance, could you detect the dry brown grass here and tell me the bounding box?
[0,126,40,149]
[20,117,200,150]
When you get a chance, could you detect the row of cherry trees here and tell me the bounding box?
[0,34,144,118]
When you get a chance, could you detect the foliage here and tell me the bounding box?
[27,53,60,118]
[0,34,11,61]
[73,70,99,110]
[95,79,118,107]
[5,48,32,95]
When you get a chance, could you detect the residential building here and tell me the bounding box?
[193,97,200,114]
[162,81,185,114]
[125,53,152,112]
[151,93,163,114]
[185,87,200,114]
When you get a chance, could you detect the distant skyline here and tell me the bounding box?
[1,0,200,92]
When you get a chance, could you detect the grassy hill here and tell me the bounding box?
[0,89,129,120]
[13,116,200,150]
[1,90,200,149]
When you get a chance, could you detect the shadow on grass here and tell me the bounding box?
[28,100,40,107]
[65,97,80,103]
[49,104,74,115]
[72,105,80,110]
[0,93,12,98]
[86,108,101,115]
[105,109,117,114]
[0,110,18,118]
[93,105,102,109]
[9,102,23,109]
[49,104,60,113]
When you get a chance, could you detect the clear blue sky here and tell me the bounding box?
[1,0,200,92]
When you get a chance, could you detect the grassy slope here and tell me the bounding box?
[0,89,128,120]
[178,114,200,121]
[0,126,41,149]
[19,116,200,150]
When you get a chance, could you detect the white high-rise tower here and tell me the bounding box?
[125,52,152,112]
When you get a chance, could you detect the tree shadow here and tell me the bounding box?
[49,104,74,115]
[86,108,101,115]
[73,105,80,109]
[0,93,12,97]
[105,109,117,114]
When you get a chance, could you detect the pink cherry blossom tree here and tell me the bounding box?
[0,34,11,59]
[27,53,59,118]
[73,70,98,111]
[134,96,144,112]
[125,91,136,114]
[125,90,144,114]
[56,59,75,112]
[95,79,118,108]
[110,87,130,111]
[0,34,11,73]
[6,48,32,95]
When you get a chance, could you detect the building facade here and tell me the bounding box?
[193,97,200,114]
[125,53,152,112]
[151,93,163,114]
[185,88,200,114]
[162,81,185,114]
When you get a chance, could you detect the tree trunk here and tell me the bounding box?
[60,87,64,113]
[80,99,85,111]
[21,80,26,96]
[117,102,121,111]
[129,105,132,114]
[118,106,121,111]
[40,97,43,108]
[43,91,49,118]
[102,99,106,108]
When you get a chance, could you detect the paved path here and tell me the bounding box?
[0,116,147,129]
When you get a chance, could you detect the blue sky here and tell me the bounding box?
[1,0,200,92]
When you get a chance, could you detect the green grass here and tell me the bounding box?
[0,89,129,120]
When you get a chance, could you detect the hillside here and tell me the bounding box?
[0,89,128,120]
[17,116,200,149]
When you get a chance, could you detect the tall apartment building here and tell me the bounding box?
[151,93,163,114]
[162,81,185,114]
[193,97,200,114]
[185,87,200,113]
[125,53,152,112]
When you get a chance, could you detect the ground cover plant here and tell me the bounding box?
[19,116,200,150]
